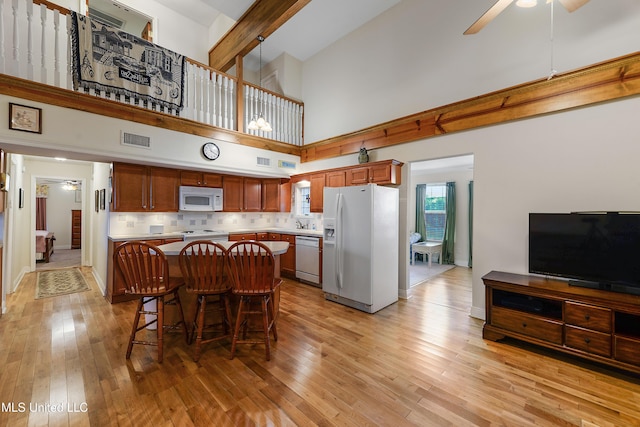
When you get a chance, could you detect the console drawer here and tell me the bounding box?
[492,307,563,344]
[565,301,611,333]
[565,325,611,357]
[615,336,640,365]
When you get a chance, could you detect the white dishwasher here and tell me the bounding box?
[295,236,321,286]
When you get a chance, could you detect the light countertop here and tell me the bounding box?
[157,240,290,256]
[109,227,322,241]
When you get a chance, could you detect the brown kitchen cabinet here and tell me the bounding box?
[180,171,222,187]
[309,173,325,213]
[243,177,262,212]
[111,162,180,212]
[279,233,296,278]
[222,176,243,211]
[228,233,257,241]
[325,170,346,187]
[71,209,81,249]
[279,181,292,212]
[482,271,640,375]
[261,179,281,212]
[346,160,402,186]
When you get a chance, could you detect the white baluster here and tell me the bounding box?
[39,4,46,83]
[26,0,33,80]
[222,76,228,129]
[0,0,5,74]
[11,0,19,76]
[228,78,235,131]
[66,13,72,89]
[53,9,60,86]
[210,72,217,126]
[204,69,211,125]
[216,74,223,127]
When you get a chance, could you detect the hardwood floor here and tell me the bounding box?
[1,267,639,426]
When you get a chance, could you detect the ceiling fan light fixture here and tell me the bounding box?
[516,0,537,7]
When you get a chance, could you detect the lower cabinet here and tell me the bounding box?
[483,271,640,374]
[279,234,296,278]
[106,238,183,303]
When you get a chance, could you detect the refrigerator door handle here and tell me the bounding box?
[336,193,344,289]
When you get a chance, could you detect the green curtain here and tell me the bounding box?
[468,180,473,268]
[415,184,426,241]
[442,181,456,265]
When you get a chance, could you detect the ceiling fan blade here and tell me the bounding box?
[464,0,515,35]
[556,0,590,12]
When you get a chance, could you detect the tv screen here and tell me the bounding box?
[529,213,640,292]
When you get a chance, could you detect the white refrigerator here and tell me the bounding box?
[322,184,399,313]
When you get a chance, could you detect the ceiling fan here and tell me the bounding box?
[464,0,590,35]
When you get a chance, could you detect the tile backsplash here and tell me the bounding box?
[108,211,322,236]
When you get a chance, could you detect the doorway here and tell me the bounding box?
[34,177,83,271]
[409,154,474,287]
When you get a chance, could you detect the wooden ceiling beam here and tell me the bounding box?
[208,0,311,72]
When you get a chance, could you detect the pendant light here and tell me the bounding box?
[248,35,272,132]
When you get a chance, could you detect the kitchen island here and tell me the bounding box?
[156,240,289,328]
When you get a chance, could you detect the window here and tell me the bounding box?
[296,185,311,216]
[424,184,446,241]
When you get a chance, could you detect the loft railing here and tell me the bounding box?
[0,0,304,146]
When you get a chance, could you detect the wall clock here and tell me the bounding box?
[202,142,220,160]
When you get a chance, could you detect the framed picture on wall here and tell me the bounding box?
[100,188,106,210]
[18,188,24,209]
[95,190,99,212]
[9,103,42,134]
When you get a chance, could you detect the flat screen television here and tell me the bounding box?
[529,212,640,295]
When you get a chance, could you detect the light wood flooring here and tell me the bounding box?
[1,267,639,426]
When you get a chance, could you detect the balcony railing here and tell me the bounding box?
[0,0,304,146]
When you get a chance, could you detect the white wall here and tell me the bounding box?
[350,96,640,317]
[90,162,111,294]
[301,0,640,143]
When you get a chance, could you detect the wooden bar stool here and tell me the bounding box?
[114,241,188,363]
[226,241,282,361]
[179,240,232,361]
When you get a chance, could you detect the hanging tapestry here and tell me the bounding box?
[70,12,185,111]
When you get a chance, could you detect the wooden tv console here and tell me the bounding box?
[482,271,640,374]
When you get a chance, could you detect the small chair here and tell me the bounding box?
[114,241,188,363]
[226,241,282,361]
[179,240,232,361]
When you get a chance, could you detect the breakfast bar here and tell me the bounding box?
[156,240,290,324]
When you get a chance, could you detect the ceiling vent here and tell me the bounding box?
[256,156,271,167]
[121,131,151,149]
[88,7,125,29]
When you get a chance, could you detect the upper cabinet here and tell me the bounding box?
[346,160,403,186]
[180,171,222,188]
[310,173,325,213]
[111,162,180,212]
[262,179,282,212]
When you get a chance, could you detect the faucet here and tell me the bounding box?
[296,220,304,229]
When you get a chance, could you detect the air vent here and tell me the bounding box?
[257,157,271,167]
[121,131,151,149]
[88,7,125,29]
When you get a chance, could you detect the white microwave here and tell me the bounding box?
[179,186,223,211]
